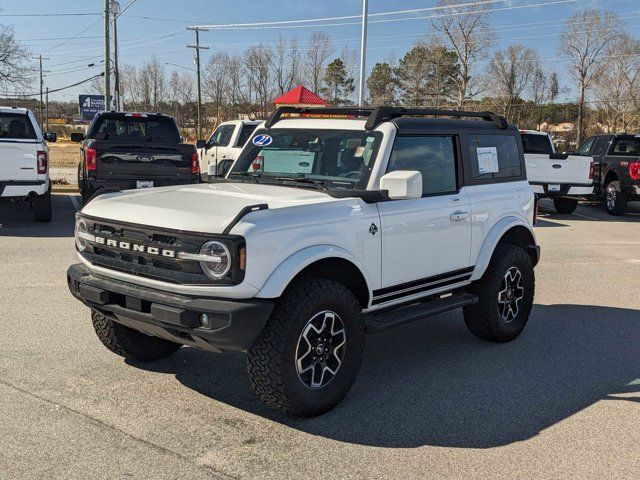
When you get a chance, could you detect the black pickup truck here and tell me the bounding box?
[574,134,640,215]
[71,112,200,203]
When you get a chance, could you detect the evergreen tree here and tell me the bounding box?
[322,58,355,105]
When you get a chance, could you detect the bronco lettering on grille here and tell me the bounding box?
[94,236,176,258]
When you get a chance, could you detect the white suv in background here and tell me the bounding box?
[197,120,261,178]
[0,107,57,221]
[68,107,540,416]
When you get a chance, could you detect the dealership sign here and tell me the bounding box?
[79,95,112,119]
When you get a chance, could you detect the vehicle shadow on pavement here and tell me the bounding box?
[129,303,640,449]
[0,194,76,238]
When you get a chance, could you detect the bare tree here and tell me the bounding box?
[489,44,538,121]
[203,52,231,124]
[0,23,33,92]
[244,45,273,117]
[305,32,333,94]
[559,9,619,144]
[432,0,491,108]
[138,55,166,110]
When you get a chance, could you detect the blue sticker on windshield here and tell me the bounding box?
[252,134,273,146]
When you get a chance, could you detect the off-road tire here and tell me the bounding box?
[246,277,364,417]
[605,180,627,215]
[463,244,535,343]
[553,197,578,214]
[91,310,181,361]
[33,191,52,222]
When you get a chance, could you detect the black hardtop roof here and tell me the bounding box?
[392,116,517,132]
[265,106,510,131]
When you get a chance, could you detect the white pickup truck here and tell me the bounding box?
[0,107,57,221]
[521,130,594,214]
[196,120,261,179]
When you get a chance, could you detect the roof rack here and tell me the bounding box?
[264,106,509,130]
[264,106,374,129]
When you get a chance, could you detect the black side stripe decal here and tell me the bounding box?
[372,266,475,305]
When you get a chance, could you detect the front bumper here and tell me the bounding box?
[67,263,273,352]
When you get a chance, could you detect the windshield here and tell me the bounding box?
[229,129,382,190]
[521,134,553,155]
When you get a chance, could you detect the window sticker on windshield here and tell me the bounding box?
[354,146,365,157]
[252,134,273,146]
[477,146,499,174]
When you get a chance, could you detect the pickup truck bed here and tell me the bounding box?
[521,130,594,213]
[74,112,199,203]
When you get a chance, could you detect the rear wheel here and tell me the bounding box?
[33,191,52,222]
[553,197,578,214]
[605,180,627,215]
[463,244,535,342]
[247,277,364,416]
[91,310,181,361]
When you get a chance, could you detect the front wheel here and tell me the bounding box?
[463,244,535,342]
[91,310,181,361]
[246,277,364,416]
[605,181,627,215]
[553,197,578,214]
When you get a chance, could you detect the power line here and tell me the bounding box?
[40,16,103,54]
[0,13,100,17]
[15,72,105,97]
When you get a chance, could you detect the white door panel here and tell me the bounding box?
[466,180,534,263]
[378,191,472,289]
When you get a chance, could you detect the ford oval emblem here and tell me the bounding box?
[552,164,561,169]
[137,155,154,162]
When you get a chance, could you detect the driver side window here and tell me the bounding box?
[576,137,595,156]
[208,125,234,147]
[387,136,457,196]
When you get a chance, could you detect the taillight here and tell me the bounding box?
[629,162,640,180]
[85,147,97,171]
[191,153,200,174]
[36,150,48,174]
[589,161,595,180]
[252,154,264,172]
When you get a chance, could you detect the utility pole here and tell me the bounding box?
[37,55,49,125]
[104,0,111,111]
[45,87,49,132]
[111,1,121,110]
[358,0,369,107]
[187,27,209,140]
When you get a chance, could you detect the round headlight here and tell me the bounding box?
[199,241,231,279]
[76,219,88,252]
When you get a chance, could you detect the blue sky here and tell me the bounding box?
[2,0,638,102]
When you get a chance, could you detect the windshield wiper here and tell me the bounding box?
[228,171,261,183]
[274,177,327,190]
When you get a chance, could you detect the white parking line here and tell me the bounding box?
[68,195,80,212]
[571,212,599,221]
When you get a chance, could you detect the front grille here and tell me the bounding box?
[81,217,211,284]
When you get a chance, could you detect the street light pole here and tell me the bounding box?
[187,27,209,140]
[358,0,368,107]
[104,0,111,110]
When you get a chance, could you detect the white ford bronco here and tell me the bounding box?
[67,107,540,416]
[0,106,57,221]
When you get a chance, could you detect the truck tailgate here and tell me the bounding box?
[96,144,191,178]
[0,142,38,181]
[525,154,592,185]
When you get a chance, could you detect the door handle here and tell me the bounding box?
[450,211,470,221]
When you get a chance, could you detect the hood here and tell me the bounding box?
[81,182,341,234]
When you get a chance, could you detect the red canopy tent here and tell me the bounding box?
[272,85,327,107]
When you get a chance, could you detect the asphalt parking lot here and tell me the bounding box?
[1,194,639,479]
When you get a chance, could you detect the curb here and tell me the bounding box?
[53,185,79,194]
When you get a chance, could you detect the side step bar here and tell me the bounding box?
[364,292,478,334]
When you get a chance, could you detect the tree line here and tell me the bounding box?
[2,1,640,146]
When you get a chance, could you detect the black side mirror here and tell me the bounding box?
[70,133,85,143]
[196,139,207,149]
[217,159,233,177]
[44,132,57,143]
